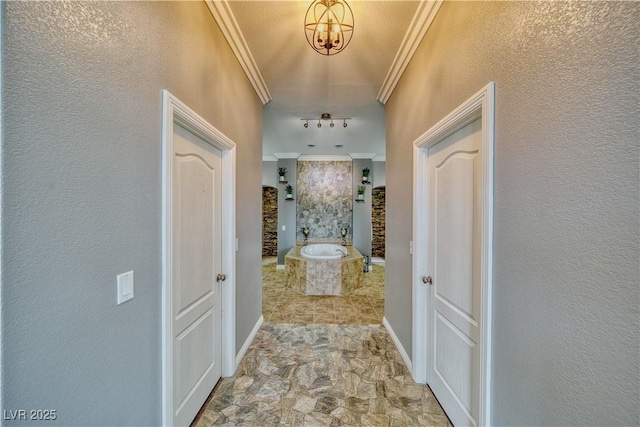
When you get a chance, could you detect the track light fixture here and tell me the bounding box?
[301,113,351,128]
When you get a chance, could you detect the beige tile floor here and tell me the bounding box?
[193,323,451,427]
[190,258,452,427]
[262,257,385,324]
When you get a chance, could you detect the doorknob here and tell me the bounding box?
[216,273,226,282]
[422,276,433,285]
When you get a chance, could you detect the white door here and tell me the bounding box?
[427,118,482,426]
[172,124,222,426]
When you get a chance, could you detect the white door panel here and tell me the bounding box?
[172,124,222,426]
[175,309,215,408]
[176,154,215,312]
[434,312,475,414]
[428,118,482,427]
[435,153,478,320]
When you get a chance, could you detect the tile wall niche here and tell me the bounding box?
[262,186,278,256]
[372,186,385,257]
[296,161,352,243]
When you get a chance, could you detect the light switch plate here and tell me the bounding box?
[117,271,134,305]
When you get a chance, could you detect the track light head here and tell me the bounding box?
[343,120,348,128]
[330,120,335,128]
[317,121,322,128]
[303,120,308,128]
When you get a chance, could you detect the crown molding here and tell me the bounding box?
[273,153,301,159]
[349,153,377,160]
[205,0,272,105]
[376,0,443,105]
[299,155,352,161]
[268,153,383,161]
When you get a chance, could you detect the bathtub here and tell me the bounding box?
[301,243,346,260]
[285,245,364,295]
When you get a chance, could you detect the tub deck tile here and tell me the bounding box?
[307,259,342,295]
[285,245,365,296]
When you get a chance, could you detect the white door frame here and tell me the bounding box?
[0,6,4,418]
[161,90,236,425]
[412,82,495,425]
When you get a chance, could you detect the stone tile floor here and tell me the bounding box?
[262,258,385,324]
[193,323,451,426]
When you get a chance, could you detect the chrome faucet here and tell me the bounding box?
[335,247,348,258]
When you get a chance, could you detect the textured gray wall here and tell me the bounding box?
[262,99,386,158]
[352,159,372,258]
[277,159,297,265]
[372,161,385,187]
[262,160,278,187]
[1,2,262,425]
[386,1,639,425]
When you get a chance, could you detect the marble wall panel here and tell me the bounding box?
[297,161,352,241]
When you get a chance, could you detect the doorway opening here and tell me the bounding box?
[260,164,384,325]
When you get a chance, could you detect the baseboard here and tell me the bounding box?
[236,315,264,368]
[383,316,413,374]
[276,264,285,270]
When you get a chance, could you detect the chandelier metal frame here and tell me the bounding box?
[304,0,354,56]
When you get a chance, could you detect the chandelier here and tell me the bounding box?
[304,0,354,56]
[301,113,351,128]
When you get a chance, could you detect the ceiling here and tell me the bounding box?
[214,1,439,159]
